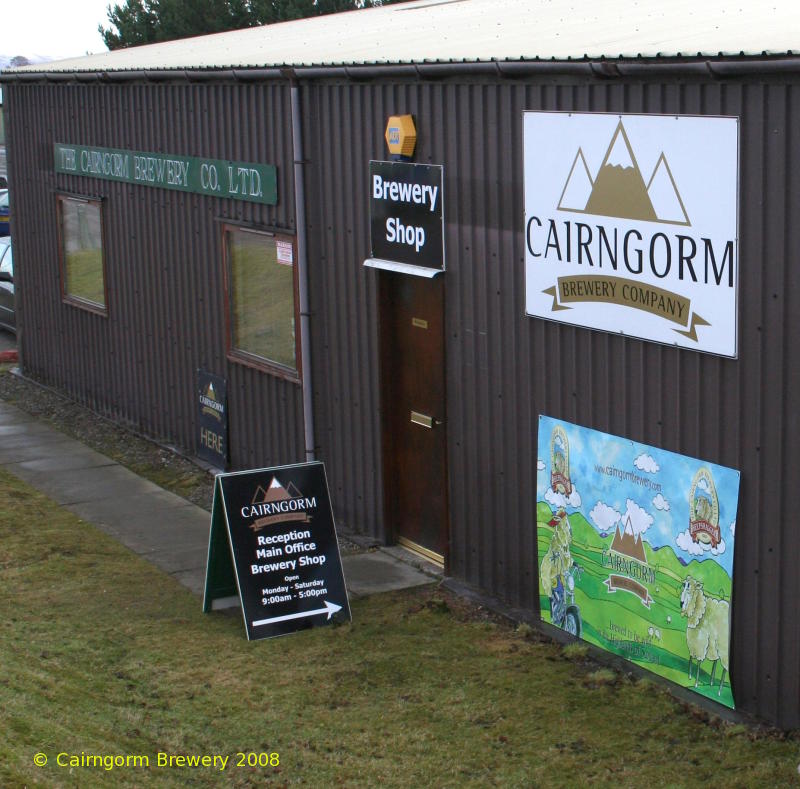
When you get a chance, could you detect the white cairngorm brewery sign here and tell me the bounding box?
[524,112,739,357]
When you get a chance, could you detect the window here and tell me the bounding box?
[58,195,107,314]
[223,225,299,380]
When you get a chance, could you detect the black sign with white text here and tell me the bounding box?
[369,160,444,271]
[197,370,228,468]
[202,462,351,640]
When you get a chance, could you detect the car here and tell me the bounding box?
[0,236,14,332]
[0,189,8,237]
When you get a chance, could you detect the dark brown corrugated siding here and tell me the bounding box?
[5,70,800,727]
[304,82,386,540]
[302,75,800,728]
[4,80,304,470]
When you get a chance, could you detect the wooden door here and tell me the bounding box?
[379,272,448,565]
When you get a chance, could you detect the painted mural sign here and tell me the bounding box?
[524,112,739,357]
[536,415,740,709]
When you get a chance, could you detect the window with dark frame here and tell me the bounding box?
[57,195,107,314]
[223,225,300,380]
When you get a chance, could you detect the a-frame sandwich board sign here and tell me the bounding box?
[202,461,351,640]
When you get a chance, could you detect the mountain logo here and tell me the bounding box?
[609,517,648,563]
[689,468,721,548]
[557,121,691,226]
[200,381,224,421]
[252,476,304,504]
[550,426,572,495]
[244,477,316,532]
[602,517,655,607]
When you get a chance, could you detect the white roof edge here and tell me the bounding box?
[4,0,800,76]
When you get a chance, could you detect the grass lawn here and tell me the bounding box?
[1,468,798,788]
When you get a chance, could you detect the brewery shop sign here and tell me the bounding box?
[524,112,739,357]
[369,160,444,273]
[203,462,351,640]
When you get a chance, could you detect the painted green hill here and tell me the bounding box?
[536,501,732,600]
[536,502,554,524]
[535,499,735,710]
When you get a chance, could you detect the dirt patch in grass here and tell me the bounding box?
[1,469,799,788]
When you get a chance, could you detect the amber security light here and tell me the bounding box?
[385,114,417,160]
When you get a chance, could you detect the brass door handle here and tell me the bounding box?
[410,411,442,429]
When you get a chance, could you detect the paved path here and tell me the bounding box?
[0,396,438,600]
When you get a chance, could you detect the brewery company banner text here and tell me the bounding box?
[55,144,277,205]
[524,112,739,357]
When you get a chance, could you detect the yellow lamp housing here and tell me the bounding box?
[385,114,417,159]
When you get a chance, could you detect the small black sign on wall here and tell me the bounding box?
[197,370,228,469]
[202,461,351,641]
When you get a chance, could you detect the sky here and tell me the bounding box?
[4,0,110,61]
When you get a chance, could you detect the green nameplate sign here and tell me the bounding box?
[203,462,351,640]
[55,143,277,205]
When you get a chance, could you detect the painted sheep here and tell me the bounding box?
[680,576,730,696]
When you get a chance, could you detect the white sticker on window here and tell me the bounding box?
[276,240,294,265]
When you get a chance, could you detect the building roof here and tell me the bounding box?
[7,0,800,75]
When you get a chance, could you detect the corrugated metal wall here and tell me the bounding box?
[302,74,800,728]
[6,70,800,727]
[304,83,386,539]
[4,80,304,469]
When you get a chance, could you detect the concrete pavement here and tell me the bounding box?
[0,393,438,602]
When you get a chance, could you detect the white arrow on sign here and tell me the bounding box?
[252,600,342,628]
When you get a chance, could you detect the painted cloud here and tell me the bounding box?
[590,501,621,533]
[545,485,582,510]
[622,498,654,537]
[676,529,727,557]
[634,453,660,474]
[652,493,670,511]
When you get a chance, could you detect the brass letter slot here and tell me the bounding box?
[412,317,428,329]
[410,411,434,429]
